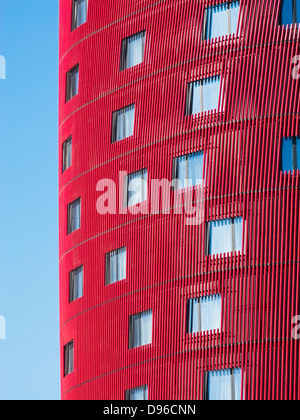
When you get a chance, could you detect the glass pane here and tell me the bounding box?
[209,218,233,255]
[191,81,201,114]
[70,67,79,98]
[200,295,222,332]
[117,247,126,281]
[282,137,293,172]
[127,170,147,206]
[233,368,242,400]
[208,369,232,400]
[230,1,240,33]
[66,138,72,169]
[177,155,188,189]
[77,0,87,27]
[127,32,145,68]
[188,151,204,187]
[189,298,201,333]
[210,4,229,39]
[73,267,83,300]
[63,138,72,172]
[297,0,300,23]
[116,110,125,142]
[234,217,243,252]
[205,2,240,39]
[202,77,221,112]
[129,385,148,400]
[132,313,141,348]
[110,251,118,284]
[67,342,74,375]
[140,310,152,346]
[281,0,294,25]
[124,105,135,138]
[72,200,80,231]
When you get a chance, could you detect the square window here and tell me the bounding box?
[129,309,152,349]
[62,136,72,173]
[203,1,240,40]
[66,64,79,102]
[187,294,222,333]
[67,198,81,234]
[105,247,126,285]
[205,368,242,400]
[72,0,88,31]
[186,77,221,115]
[120,31,146,71]
[112,104,135,143]
[64,341,74,376]
[69,266,83,302]
[206,217,244,256]
[279,0,300,25]
[125,385,148,400]
[281,136,300,172]
[173,151,205,189]
[124,168,148,207]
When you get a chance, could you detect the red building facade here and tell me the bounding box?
[59,0,300,400]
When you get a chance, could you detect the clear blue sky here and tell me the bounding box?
[0,1,60,399]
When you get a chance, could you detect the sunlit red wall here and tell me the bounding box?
[59,0,300,400]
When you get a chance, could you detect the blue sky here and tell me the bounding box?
[0,0,60,400]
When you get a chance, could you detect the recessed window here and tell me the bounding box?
[202,1,240,40]
[112,104,135,143]
[105,247,126,285]
[205,368,242,400]
[72,0,88,31]
[129,309,152,349]
[120,31,146,71]
[173,151,205,190]
[66,64,79,102]
[281,136,300,172]
[62,136,72,173]
[67,198,81,234]
[187,295,222,333]
[186,77,221,115]
[206,217,244,256]
[64,341,74,376]
[124,168,148,207]
[69,266,83,302]
[279,0,300,25]
[125,385,148,400]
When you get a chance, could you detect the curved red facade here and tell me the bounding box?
[59,0,300,400]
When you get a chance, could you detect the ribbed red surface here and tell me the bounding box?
[59,0,300,400]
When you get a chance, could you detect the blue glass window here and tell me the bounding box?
[67,198,81,234]
[187,295,222,333]
[125,168,148,207]
[207,217,244,256]
[186,77,221,115]
[66,64,79,102]
[125,385,148,400]
[72,0,88,30]
[129,310,152,349]
[281,136,300,172]
[105,247,126,285]
[112,104,135,143]
[69,265,83,302]
[279,0,300,25]
[173,151,205,189]
[120,31,146,71]
[203,1,240,40]
[206,368,242,400]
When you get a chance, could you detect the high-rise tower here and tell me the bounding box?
[59,0,300,400]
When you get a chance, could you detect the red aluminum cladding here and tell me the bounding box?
[59,0,300,400]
